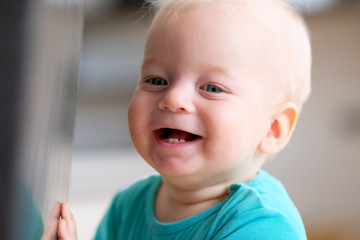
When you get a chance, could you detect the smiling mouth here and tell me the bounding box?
[154,128,201,144]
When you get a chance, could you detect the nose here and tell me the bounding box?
[158,85,195,113]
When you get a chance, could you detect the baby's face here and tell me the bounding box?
[128,7,277,185]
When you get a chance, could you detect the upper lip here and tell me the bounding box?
[153,125,203,138]
[151,116,205,138]
[154,128,203,142]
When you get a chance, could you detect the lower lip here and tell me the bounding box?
[153,133,202,149]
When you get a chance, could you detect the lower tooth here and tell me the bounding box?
[168,138,186,144]
[169,138,178,144]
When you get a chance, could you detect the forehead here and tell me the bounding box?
[147,0,292,55]
[147,2,271,49]
[146,10,257,68]
[144,5,279,74]
[151,0,290,30]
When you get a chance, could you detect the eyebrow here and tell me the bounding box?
[141,57,167,68]
[142,57,234,80]
[199,64,232,78]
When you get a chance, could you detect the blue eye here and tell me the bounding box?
[148,78,167,85]
[202,84,222,93]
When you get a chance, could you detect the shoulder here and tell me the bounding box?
[94,175,162,239]
[218,208,305,240]
[111,174,162,209]
[226,170,294,212]
[113,174,162,198]
[214,170,306,239]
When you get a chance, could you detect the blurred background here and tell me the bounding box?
[1,0,83,239]
[69,0,360,239]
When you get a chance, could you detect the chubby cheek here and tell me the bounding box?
[202,106,257,162]
[128,92,152,155]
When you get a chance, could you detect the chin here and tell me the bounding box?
[146,154,205,177]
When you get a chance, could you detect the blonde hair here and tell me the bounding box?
[146,0,312,109]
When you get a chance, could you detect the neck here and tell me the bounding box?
[154,171,257,223]
[163,179,231,204]
[155,181,229,223]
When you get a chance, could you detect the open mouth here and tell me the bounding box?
[154,128,201,144]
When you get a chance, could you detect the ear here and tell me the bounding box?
[258,102,299,154]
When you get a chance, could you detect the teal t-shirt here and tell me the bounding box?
[94,170,306,239]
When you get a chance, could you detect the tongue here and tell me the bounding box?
[169,129,194,140]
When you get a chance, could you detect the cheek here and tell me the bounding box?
[128,92,150,143]
[202,104,258,157]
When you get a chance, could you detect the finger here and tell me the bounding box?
[58,218,78,240]
[60,202,78,238]
[41,202,61,240]
[58,218,70,240]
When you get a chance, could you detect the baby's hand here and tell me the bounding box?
[41,202,78,240]
[58,202,78,240]
[41,202,61,240]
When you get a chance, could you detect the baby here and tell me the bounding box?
[42,0,311,239]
